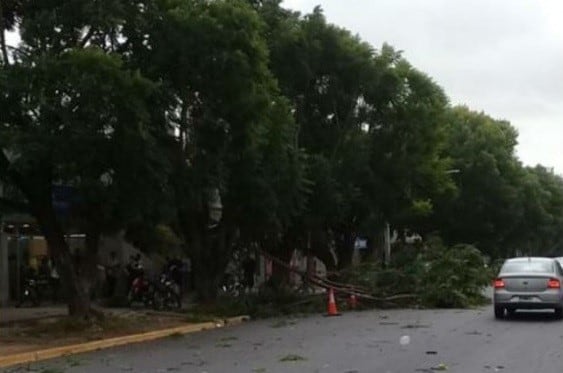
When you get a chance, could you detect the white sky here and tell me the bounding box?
[283,0,563,173]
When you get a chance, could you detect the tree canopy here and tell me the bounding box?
[2,0,563,315]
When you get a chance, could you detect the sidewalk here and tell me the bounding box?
[0,304,149,326]
[0,310,250,369]
[0,305,67,325]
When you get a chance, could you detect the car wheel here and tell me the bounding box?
[554,307,562,319]
[494,306,504,319]
[506,308,516,317]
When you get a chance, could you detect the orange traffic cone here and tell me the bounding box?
[325,288,341,316]
[347,293,358,310]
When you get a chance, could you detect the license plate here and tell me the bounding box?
[511,296,532,302]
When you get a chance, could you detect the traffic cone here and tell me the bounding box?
[347,293,358,310]
[325,288,341,316]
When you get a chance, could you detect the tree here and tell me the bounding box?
[120,0,306,300]
[513,166,563,256]
[257,5,453,267]
[430,107,524,257]
[366,47,454,228]
[0,1,166,316]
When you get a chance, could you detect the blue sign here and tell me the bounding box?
[52,185,76,217]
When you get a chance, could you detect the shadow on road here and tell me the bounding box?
[503,310,562,322]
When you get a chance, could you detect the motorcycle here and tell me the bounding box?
[127,271,155,308]
[16,276,49,307]
[219,272,245,297]
[153,272,182,310]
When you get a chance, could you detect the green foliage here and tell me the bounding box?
[419,242,491,308]
[188,285,324,319]
[340,262,416,297]
[125,223,182,256]
[340,239,491,308]
[430,107,563,258]
[4,0,563,313]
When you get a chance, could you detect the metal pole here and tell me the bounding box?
[15,225,20,304]
[0,220,8,306]
[384,222,391,267]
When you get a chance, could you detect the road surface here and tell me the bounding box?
[6,307,563,373]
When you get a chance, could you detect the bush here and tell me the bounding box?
[339,238,491,309]
[188,284,325,319]
[419,243,491,308]
[188,239,492,317]
[339,262,417,297]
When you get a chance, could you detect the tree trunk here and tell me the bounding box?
[271,230,302,284]
[310,230,338,272]
[193,265,222,302]
[335,229,355,270]
[188,220,233,302]
[35,205,92,317]
[83,228,101,301]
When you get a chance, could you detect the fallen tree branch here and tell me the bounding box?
[259,250,417,303]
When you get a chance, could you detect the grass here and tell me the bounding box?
[15,315,142,339]
[184,313,218,323]
[2,311,189,345]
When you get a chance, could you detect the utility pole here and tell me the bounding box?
[15,224,21,304]
[384,222,391,267]
[0,181,8,306]
[0,220,8,306]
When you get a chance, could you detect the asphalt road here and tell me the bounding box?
[6,307,563,373]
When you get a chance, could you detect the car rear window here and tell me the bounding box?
[501,261,554,273]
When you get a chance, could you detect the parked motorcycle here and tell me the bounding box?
[16,276,49,307]
[127,272,155,308]
[153,272,182,310]
[219,272,244,297]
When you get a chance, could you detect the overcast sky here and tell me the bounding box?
[283,0,563,173]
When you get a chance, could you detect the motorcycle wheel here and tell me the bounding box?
[152,291,163,310]
[163,291,181,310]
[31,289,40,307]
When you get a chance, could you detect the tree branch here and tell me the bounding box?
[0,196,30,212]
[0,3,10,65]
[79,27,95,48]
[0,149,34,199]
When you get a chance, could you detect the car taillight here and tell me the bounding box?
[548,278,560,289]
[494,278,505,288]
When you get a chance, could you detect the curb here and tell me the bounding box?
[0,315,250,369]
